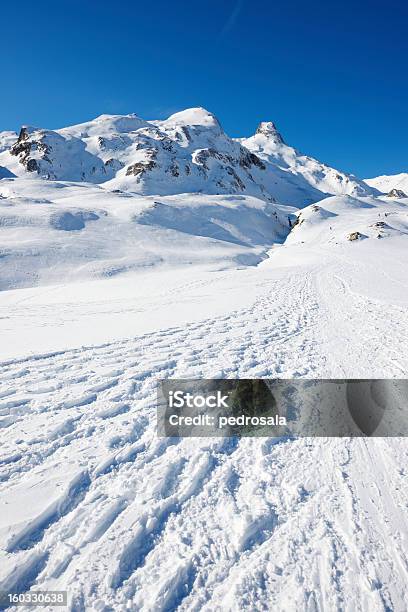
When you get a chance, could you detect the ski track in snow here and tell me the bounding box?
[1,267,408,611]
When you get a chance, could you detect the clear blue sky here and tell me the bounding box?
[1,0,407,177]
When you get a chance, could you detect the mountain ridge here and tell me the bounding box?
[0,108,378,207]
[365,172,408,196]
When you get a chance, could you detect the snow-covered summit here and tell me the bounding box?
[59,113,149,138]
[157,107,221,129]
[255,121,284,143]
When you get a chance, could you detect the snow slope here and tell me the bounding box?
[0,133,17,179]
[1,219,408,610]
[0,132,17,154]
[0,178,288,291]
[287,194,408,246]
[365,173,408,196]
[0,109,408,611]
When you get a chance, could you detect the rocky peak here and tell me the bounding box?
[255,121,284,144]
[16,125,39,142]
[387,188,407,198]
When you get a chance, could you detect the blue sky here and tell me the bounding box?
[1,0,407,177]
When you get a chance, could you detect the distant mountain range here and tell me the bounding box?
[0,107,388,207]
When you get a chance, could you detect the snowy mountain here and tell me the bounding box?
[0,109,271,200]
[0,108,377,206]
[1,108,408,611]
[365,172,408,196]
[0,107,383,292]
[241,121,378,205]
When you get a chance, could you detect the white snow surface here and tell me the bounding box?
[365,173,408,195]
[0,178,288,292]
[0,109,408,611]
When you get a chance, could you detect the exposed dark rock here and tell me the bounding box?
[10,140,31,159]
[255,121,284,144]
[291,216,303,228]
[105,158,124,171]
[387,188,407,198]
[26,159,39,173]
[17,127,29,142]
[158,137,175,153]
[125,148,157,177]
[239,150,266,170]
[347,231,363,241]
[125,160,156,177]
[181,126,191,142]
[10,129,53,176]
[225,166,245,191]
[167,162,180,177]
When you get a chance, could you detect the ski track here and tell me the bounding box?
[1,270,408,611]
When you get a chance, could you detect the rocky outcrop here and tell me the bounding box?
[255,121,285,144]
[125,148,158,178]
[0,108,380,203]
[347,231,363,241]
[386,188,407,198]
[242,121,378,206]
[9,127,108,181]
[9,127,45,173]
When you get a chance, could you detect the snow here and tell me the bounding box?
[241,123,378,205]
[59,113,150,138]
[0,132,17,154]
[155,107,221,129]
[0,109,408,611]
[286,194,408,246]
[365,172,408,195]
[0,133,18,180]
[1,235,408,609]
[0,178,288,291]
[0,108,376,205]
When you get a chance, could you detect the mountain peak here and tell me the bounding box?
[255,121,284,143]
[163,107,221,129]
